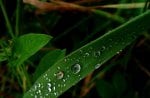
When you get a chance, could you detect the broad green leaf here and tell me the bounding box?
[33,49,66,81]
[96,79,116,98]
[24,10,150,98]
[10,33,52,67]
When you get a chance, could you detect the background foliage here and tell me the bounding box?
[0,0,150,98]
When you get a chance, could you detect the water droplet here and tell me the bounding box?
[43,74,47,78]
[37,83,41,87]
[58,84,61,87]
[63,79,66,82]
[95,63,101,69]
[83,52,90,58]
[55,71,64,79]
[71,64,81,74]
[57,66,60,70]
[67,75,70,78]
[40,96,43,98]
[48,87,51,92]
[54,92,57,96]
[47,83,51,87]
[79,50,83,54]
[100,46,106,51]
[85,52,90,56]
[63,84,66,87]
[53,86,56,91]
[48,79,51,82]
[37,90,41,95]
[116,50,122,54]
[33,85,37,91]
[76,59,80,62]
[64,58,67,62]
[53,83,56,85]
[34,95,37,98]
[94,51,101,57]
[30,93,34,96]
[46,93,49,96]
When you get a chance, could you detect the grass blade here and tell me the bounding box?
[24,10,150,98]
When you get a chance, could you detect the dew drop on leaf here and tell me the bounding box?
[94,51,101,57]
[58,84,61,87]
[116,50,122,54]
[34,95,37,98]
[67,75,70,78]
[48,88,52,93]
[63,79,66,82]
[79,50,83,54]
[37,89,41,95]
[54,92,57,96]
[71,64,81,74]
[57,66,60,70]
[47,83,52,92]
[100,46,106,51]
[53,86,56,91]
[95,63,101,69]
[64,58,67,62]
[55,71,64,79]
[83,52,90,57]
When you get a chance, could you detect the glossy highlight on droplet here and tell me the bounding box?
[71,63,81,74]
[95,63,101,69]
[55,71,64,79]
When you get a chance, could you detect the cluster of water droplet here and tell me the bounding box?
[27,45,109,97]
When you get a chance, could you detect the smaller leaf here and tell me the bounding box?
[96,79,116,98]
[0,52,7,62]
[10,33,52,67]
[33,49,66,81]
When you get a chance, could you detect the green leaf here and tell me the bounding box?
[33,49,66,81]
[24,10,150,98]
[10,33,52,67]
[96,79,116,98]
[0,52,7,62]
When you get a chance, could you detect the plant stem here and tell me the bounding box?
[15,0,22,36]
[91,3,146,9]
[0,0,14,39]
[92,9,125,23]
[143,0,150,12]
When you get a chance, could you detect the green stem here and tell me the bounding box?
[115,0,127,15]
[15,0,22,36]
[22,64,32,91]
[92,9,125,23]
[143,0,150,12]
[0,0,14,39]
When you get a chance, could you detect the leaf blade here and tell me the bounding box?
[24,10,150,98]
[10,33,52,67]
